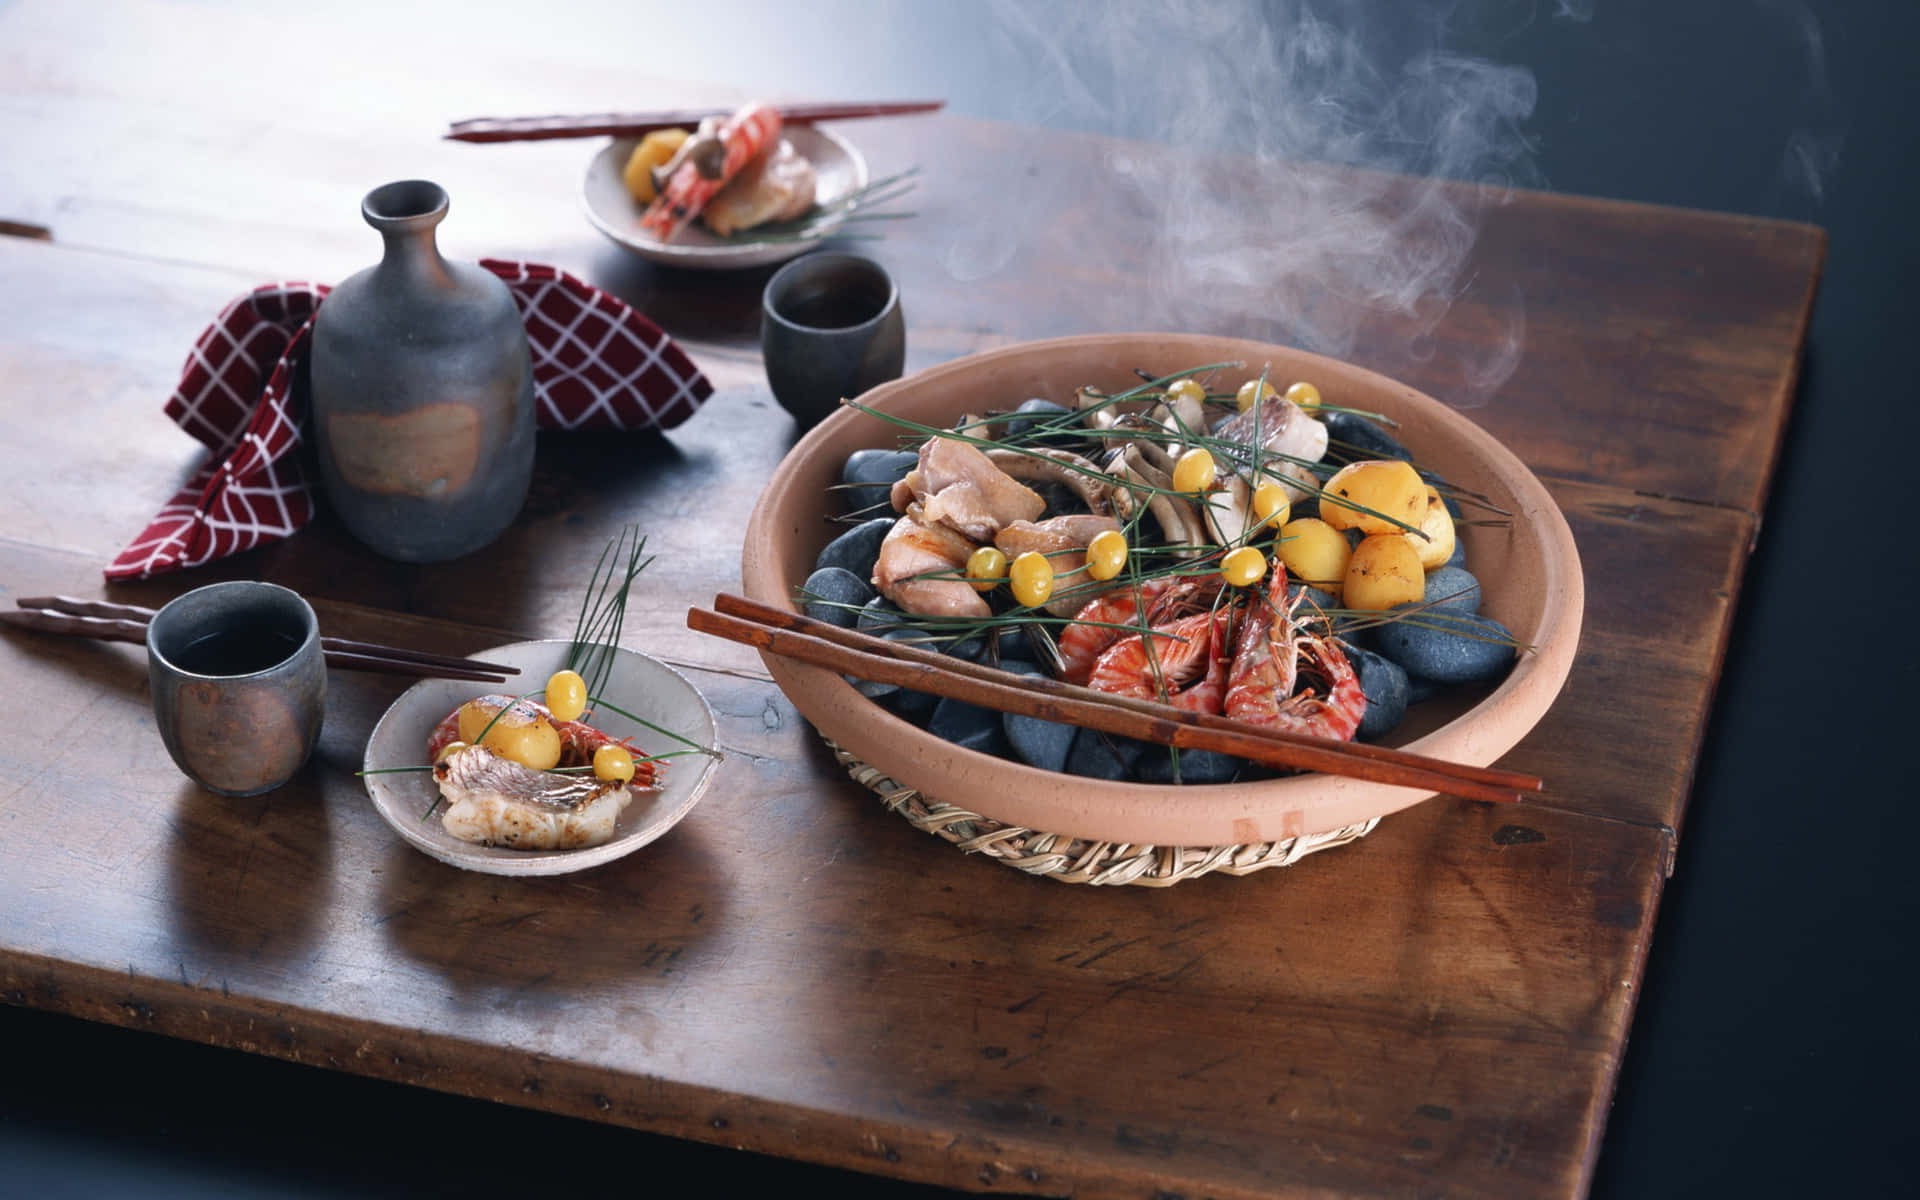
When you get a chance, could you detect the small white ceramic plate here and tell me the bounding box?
[363,640,720,876]
[582,125,869,271]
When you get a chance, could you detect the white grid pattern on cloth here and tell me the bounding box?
[107,262,714,580]
[483,259,709,433]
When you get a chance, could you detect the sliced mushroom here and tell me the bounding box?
[984,447,1122,516]
[1118,443,1208,559]
[1203,473,1254,547]
[1074,386,1128,445]
[1156,391,1211,457]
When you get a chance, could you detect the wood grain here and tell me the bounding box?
[0,1,1823,1194]
[0,541,1664,1199]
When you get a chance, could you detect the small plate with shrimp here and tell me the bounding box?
[362,640,721,876]
[583,120,869,271]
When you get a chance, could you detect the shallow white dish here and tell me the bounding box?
[363,640,720,876]
[582,125,869,271]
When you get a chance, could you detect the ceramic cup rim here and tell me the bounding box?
[148,580,320,682]
[761,251,900,337]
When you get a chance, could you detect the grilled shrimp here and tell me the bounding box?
[640,102,783,242]
[1084,609,1235,714]
[1223,566,1366,739]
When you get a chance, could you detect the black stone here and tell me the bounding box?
[1065,730,1145,781]
[998,662,1075,772]
[1133,748,1244,784]
[1002,398,1084,450]
[856,596,907,631]
[1341,640,1410,740]
[928,695,1013,758]
[840,448,918,519]
[1373,607,1518,684]
[815,517,895,580]
[1324,410,1412,462]
[1421,566,1482,614]
[800,567,873,628]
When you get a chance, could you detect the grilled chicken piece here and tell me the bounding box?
[994,514,1125,617]
[872,514,990,619]
[890,436,1045,542]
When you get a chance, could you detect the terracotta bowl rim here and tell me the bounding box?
[741,332,1583,846]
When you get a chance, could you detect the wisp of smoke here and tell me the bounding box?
[972,0,1540,407]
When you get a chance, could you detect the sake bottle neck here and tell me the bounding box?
[362,179,455,290]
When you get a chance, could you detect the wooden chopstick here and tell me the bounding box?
[690,593,1539,805]
[445,99,945,143]
[6,596,519,683]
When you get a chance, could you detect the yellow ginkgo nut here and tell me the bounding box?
[1252,481,1292,529]
[1284,380,1323,411]
[965,545,1008,592]
[1235,379,1277,412]
[544,669,588,722]
[1085,529,1129,581]
[1172,447,1217,494]
[1008,551,1056,608]
[593,744,636,783]
[1221,546,1268,588]
[1165,378,1207,406]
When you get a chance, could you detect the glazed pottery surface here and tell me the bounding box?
[147,581,326,797]
[760,252,906,429]
[740,334,1584,846]
[310,180,535,563]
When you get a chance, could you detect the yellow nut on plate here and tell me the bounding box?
[622,128,691,205]
[457,698,562,771]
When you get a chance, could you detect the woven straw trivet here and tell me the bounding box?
[830,743,1379,887]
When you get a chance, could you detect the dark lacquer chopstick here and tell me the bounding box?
[689,595,1536,805]
[445,99,945,143]
[6,597,517,683]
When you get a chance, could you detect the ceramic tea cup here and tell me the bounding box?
[147,581,326,797]
[760,252,905,429]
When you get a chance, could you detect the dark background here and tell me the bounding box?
[5,1,1915,1196]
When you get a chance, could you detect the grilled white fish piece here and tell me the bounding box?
[702,137,818,236]
[433,744,632,850]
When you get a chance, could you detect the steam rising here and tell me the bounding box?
[968,0,1542,407]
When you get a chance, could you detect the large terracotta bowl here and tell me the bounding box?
[740,334,1582,846]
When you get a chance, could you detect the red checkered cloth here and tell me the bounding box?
[108,259,713,580]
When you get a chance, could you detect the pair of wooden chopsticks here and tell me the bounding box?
[688,593,1542,805]
[3,595,521,683]
[445,99,945,143]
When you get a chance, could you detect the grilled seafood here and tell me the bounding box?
[701,136,817,236]
[1224,567,1366,740]
[1084,608,1235,714]
[640,102,783,242]
[427,694,662,789]
[433,744,632,850]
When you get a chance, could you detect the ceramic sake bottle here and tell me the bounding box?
[309,180,535,563]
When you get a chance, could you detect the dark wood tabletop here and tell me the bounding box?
[2,3,1911,1198]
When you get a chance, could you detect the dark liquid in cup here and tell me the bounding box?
[779,286,888,329]
[175,627,301,676]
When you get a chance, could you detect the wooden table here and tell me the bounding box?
[0,4,1830,1196]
